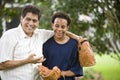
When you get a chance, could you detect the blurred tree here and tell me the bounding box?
[0,0,120,60]
[52,0,120,60]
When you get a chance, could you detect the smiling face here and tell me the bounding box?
[52,18,69,39]
[21,12,39,37]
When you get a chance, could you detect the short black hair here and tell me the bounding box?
[52,12,71,26]
[21,5,41,20]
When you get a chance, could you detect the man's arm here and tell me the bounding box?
[0,54,45,70]
[40,29,54,43]
[66,31,79,41]
[41,30,79,42]
[0,63,4,70]
[0,59,29,70]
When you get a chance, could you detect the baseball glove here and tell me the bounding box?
[38,65,61,80]
[78,38,96,67]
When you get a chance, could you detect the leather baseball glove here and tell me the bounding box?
[78,38,96,67]
[38,65,61,80]
[66,32,96,67]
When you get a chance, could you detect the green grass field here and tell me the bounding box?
[90,54,120,80]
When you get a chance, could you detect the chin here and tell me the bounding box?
[55,34,63,38]
[57,36,63,39]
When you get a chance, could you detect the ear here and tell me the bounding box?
[51,23,54,29]
[20,16,23,22]
[67,26,69,30]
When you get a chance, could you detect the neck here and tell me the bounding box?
[25,32,33,37]
[27,33,33,37]
[54,36,69,44]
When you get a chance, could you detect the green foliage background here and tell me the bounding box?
[0,0,120,59]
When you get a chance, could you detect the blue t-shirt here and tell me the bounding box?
[42,37,83,80]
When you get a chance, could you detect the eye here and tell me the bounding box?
[55,24,59,28]
[33,19,38,23]
[26,18,31,21]
[61,25,66,29]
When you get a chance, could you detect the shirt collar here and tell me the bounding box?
[17,24,39,38]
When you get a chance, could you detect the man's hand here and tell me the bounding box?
[26,54,46,64]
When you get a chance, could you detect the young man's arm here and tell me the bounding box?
[61,70,75,77]
[61,70,83,79]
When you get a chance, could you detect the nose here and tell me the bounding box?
[57,27,62,31]
[29,20,34,25]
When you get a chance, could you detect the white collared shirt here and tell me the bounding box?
[0,24,53,80]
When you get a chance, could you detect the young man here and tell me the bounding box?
[41,12,83,80]
[0,5,54,80]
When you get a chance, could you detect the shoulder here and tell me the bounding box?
[69,38,78,45]
[43,37,56,48]
[0,28,18,46]
[66,38,78,49]
[1,27,18,38]
[44,37,54,44]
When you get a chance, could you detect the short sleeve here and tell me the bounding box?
[0,32,17,63]
[70,45,83,76]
